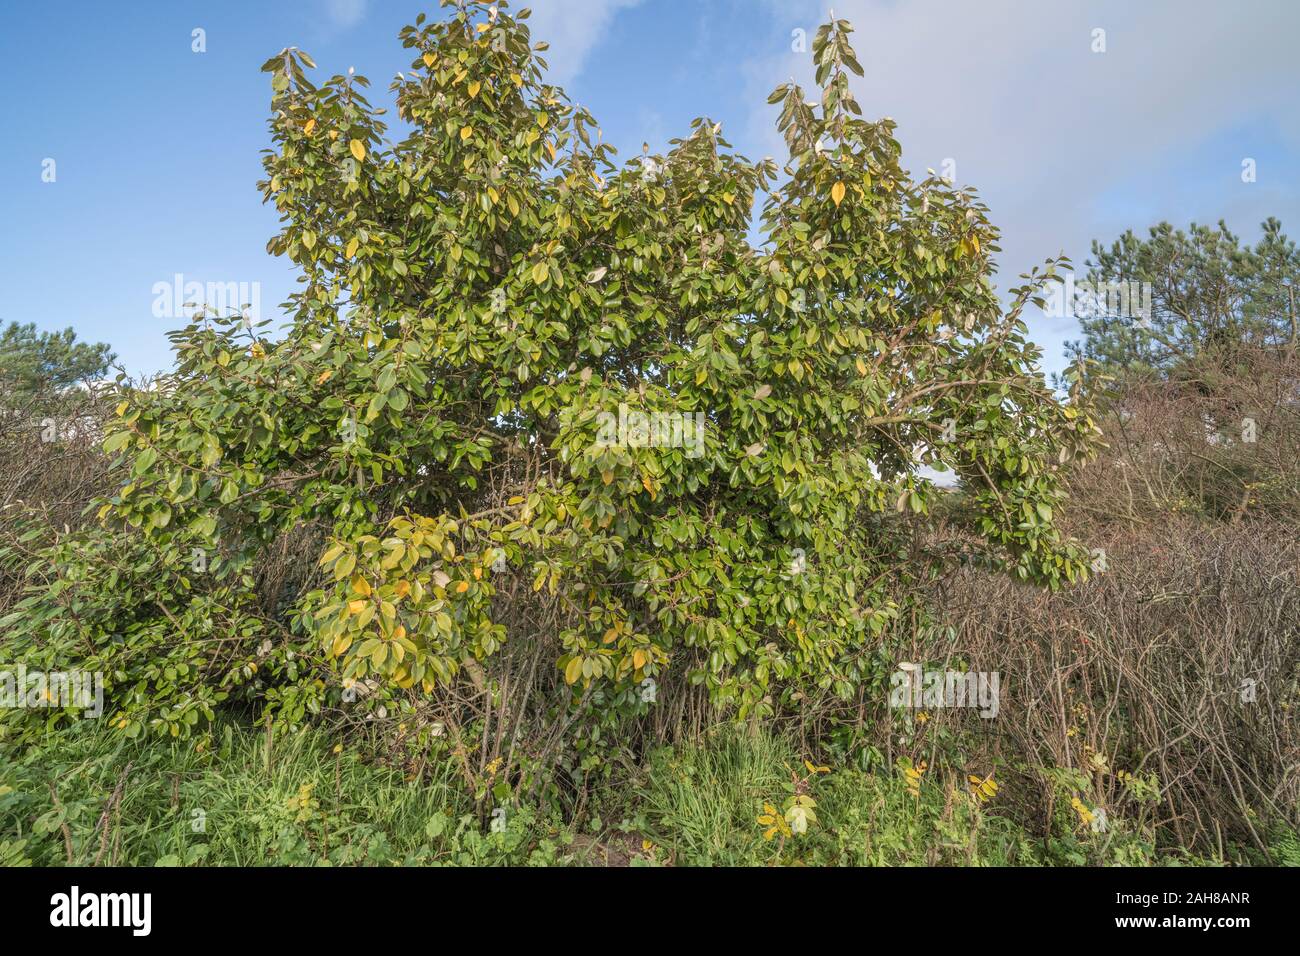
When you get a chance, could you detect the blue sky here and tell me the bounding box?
[3,0,1298,380]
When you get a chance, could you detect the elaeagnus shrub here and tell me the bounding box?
[2,2,1100,800]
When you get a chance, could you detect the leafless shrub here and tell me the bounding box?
[932,520,1298,857]
[1069,347,1299,527]
[888,351,1300,857]
[0,382,116,617]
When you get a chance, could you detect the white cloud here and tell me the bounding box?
[324,0,369,30]
[524,0,644,87]
[742,0,1300,374]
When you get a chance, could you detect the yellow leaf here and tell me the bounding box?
[303,118,316,136]
[855,358,868,375]
[422,52,436,68]
[347,599,367,615]
[511,73,523,87]
[455,580,469,593]
[531,261,548,284]
[831,181,846,207]
[564,657,583,685]
[345,237,359,258]
[468,80,481,98]
[633,649,648,670]
[1071,796,1094,825]
[600,470,613,485]
[349,139,366,162]
[460,125,473,142]
[316,369,333,385]
[394,580,411,598]
[351,575,371,597]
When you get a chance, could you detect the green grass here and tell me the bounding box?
[0,719,569,866]
[620,730,1249,866]
[0,720,1273,866]
[628,729,1044,865]
[633,730,792,865]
